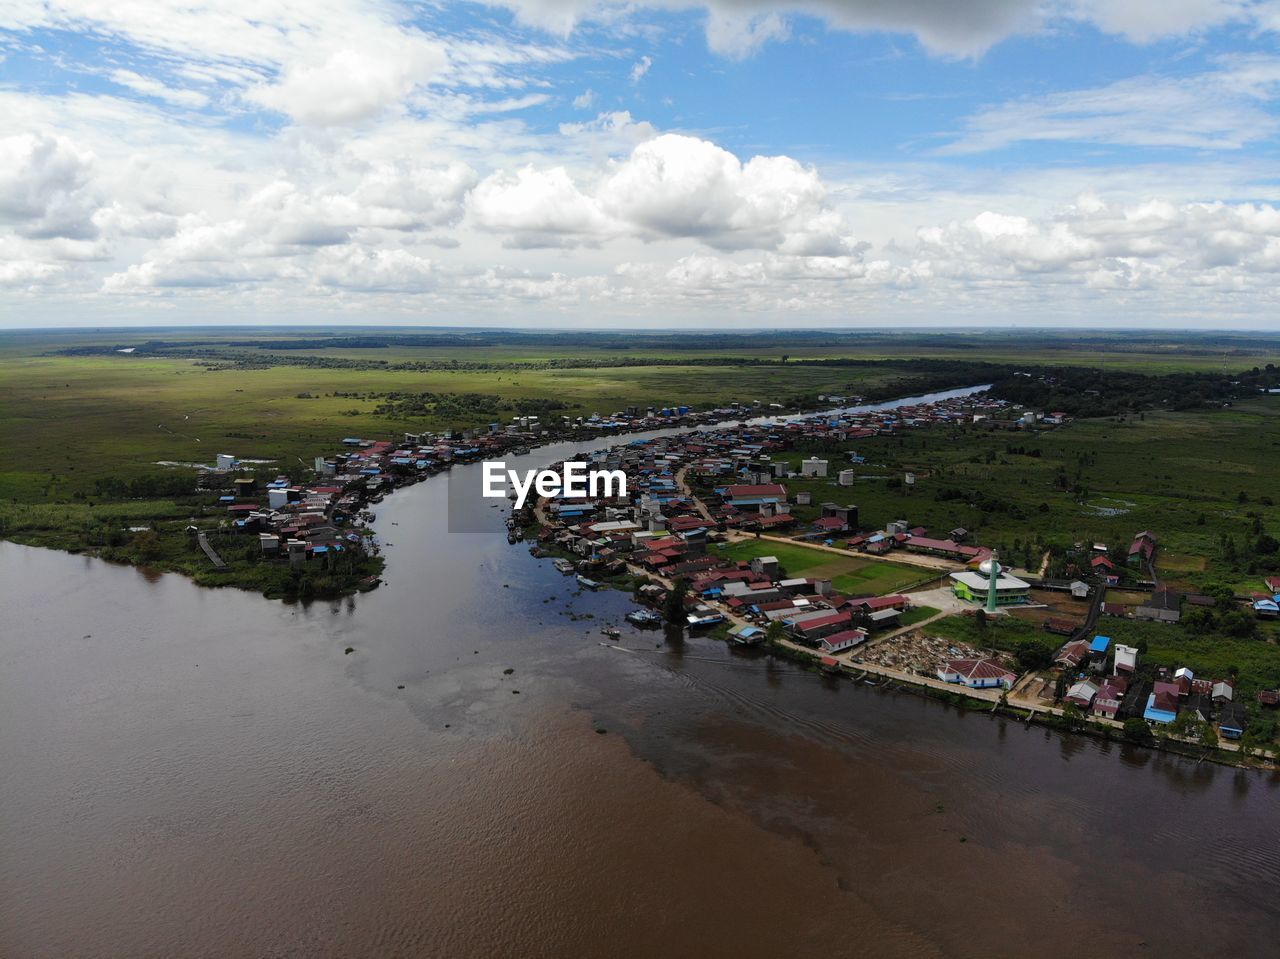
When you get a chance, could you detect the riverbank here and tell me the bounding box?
[0,386,983,598]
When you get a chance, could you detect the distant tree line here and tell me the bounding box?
[988,364,1280,416]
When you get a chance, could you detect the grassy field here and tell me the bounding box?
[925,612,1056,654]
[772,399,1280,594]
[10,326,1278,373]
[714,538,928,595]
[0,351,914,504]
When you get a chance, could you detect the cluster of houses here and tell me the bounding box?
[1053,634,1249,738]
[199,400,733,570]
[532,392,1020,577]
[1251,575,1280,618]
[202,422,557,569]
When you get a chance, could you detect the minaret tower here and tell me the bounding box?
[984,551,1001,614]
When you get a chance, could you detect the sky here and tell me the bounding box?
[3,1,1280,329]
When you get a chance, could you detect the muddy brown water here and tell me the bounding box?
[3,389,1278,958]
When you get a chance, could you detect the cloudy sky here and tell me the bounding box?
[4,1,1280,329]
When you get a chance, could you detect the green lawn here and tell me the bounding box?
[925,612,1057,654]
[716,538,927,595]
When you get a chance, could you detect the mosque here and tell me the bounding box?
[949,553,1031,609]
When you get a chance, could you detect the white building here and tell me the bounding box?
[1113,643,1139,674]
[800,458,828,477]
[216,453,236,471]
[937,658,1017,690]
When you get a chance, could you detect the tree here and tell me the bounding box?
[663,577,689,624]
[1123,717,1152,744]
[765,620,786,646]
[1198,721,1219,750]
[1168,711,1195,738]
[1061,703,1086,731]
[1239,731,1259,760]
[132,530,162,561]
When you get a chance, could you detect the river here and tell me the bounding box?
[2,387,1278,958]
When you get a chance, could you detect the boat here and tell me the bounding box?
[625,609,662,628]
[553,559,575,574]
[601,626,621,638]
[576,575,603,591]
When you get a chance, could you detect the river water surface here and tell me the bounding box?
[3,389,1278,958]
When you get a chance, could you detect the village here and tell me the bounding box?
[191,400,754,582]
[516,397,1280,760]
[189,386,1280,758]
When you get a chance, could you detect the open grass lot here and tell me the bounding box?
[925,612,1057,654]
[714,538,928,595]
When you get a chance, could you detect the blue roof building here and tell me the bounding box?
[1090,635,1112,655]
[1143,693,1178,724]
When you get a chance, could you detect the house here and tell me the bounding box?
[792,611,855,641]
[818,629,868,654]
[1091,555,1115,573]
[1044,617,1077,636]
[1128,531,1158,567]
[1054,640,1091,668]
[813,515,849,535]
[1143,687,1180,724]
[937,658,1017,690]
[1113,643,1139,674]
[1173,667,1196,696]
[1135,589,1182,624]
[718,483,787,508]
[1065,680,1100,708]
[1092,681,1126,719]
[749,555,779,580]
[1218,702,1247,739]
[1089,635,1111,660]
[821,503,859,528]
[843,595,909,615]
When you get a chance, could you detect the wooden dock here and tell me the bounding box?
[197,530,227,569]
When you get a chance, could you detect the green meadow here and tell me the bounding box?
[775,400,1280,594]
[715,538,929,595]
